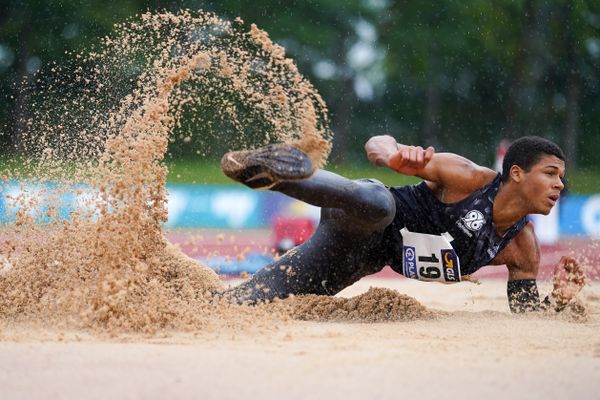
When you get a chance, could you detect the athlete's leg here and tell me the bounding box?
[225,211,392,304]
[273,170,395,230]
[222,144,396,231]
[224,175,396,303]
[220,144,397,303]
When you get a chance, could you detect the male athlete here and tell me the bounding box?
[220,135,585,312]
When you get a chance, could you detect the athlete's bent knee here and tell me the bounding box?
[355,179,396,228]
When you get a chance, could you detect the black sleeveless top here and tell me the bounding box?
[384,174,528,276]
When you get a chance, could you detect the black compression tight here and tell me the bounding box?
[225,170,397,304]
[274,170,396,228]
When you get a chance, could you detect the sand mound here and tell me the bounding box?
[273,287,437,322]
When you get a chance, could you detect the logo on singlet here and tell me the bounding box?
[461,210,485,231]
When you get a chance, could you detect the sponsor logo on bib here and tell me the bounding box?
[461,210,485,231]
[403,245,418,279]
[441,249,460,282]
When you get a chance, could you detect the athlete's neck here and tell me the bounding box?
[493,183,529,234]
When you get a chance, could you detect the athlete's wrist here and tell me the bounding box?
[507,279,541,313]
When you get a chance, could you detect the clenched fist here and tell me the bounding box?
[387,145,435,176]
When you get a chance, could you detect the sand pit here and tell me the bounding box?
[0,278,599,400]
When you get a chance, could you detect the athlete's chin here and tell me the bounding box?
[536,204,553,215]
[532,198,557,215]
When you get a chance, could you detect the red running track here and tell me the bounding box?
[166,230,600,281]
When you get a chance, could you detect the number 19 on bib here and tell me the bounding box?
[400,228,462,284]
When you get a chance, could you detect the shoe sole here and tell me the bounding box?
[221,144,314,189]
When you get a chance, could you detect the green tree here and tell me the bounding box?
[0,0,149,151]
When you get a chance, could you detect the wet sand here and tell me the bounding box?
[1,278,599,400]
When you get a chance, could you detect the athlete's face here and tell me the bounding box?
[518,155,565,215]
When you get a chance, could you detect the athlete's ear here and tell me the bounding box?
[509,165,524,183]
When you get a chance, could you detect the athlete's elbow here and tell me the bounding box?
[364,135,395,151]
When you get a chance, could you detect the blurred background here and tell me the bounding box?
[1,0,599,277]
[1,0,599,171]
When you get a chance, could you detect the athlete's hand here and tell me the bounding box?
[388,145,435,176]
[551,256,586,306]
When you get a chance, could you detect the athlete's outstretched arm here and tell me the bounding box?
[492,224,586,312]
[364,135,495,192]
[505,255,585,313]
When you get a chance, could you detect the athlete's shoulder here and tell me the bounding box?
[425,166,498,203]
[459,164,498,195]
[469,165,498,189]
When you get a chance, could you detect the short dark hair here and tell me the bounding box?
[501,136,565,182]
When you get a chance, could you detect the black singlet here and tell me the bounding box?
[384,173,528,276]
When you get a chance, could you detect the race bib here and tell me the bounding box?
[400,228,461,284]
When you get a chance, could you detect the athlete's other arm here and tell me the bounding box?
[364,135,496,194]
[491,224,586,312]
